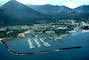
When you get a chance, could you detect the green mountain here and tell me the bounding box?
[0,0,47,25]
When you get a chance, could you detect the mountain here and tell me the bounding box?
[0,0,89,25]
[28,4,72,15]
[73,5,89,21]
[74,5,89,14]
[0,0,47,25]
[28,4,89,20]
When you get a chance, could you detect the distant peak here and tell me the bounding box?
[9,0,19,2]
[45,4,52,6]
[43,4,53,6]
[8,0,20,3]
[11,0,17,1]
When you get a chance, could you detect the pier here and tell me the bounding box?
[1,40,82,55]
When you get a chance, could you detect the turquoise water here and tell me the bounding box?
[0,32,89,60]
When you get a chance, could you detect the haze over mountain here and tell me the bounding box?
[74,5,89,14]
[28,4,72,15]
[28,4,89,20]
[28,4,89,14]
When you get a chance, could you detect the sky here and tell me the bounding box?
[0,0,89,8]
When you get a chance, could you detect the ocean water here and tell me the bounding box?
[0,32,89,60]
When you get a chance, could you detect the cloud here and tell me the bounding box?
[63,2,80,8]
[0,0,89,8]
[17,0,49,5]
[0,0,9,5]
